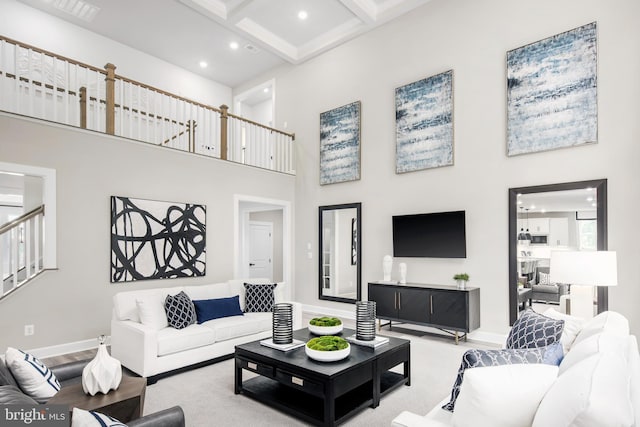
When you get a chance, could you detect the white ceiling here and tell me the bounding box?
[518,188,598,214]
[17,0,430,87]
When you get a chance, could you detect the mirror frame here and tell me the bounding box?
[318,202,362,303]
[508,179,608,324]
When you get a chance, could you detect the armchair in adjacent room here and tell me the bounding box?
[528,266,569,304]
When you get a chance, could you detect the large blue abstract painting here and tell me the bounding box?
[320,101,361,185]
[395,70,453,173]
[507,22,597,156]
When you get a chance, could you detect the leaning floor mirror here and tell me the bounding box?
[318,203,361,303]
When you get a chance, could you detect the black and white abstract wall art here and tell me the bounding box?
[110,196,206,283]
[395,70,454,174]
[507,22,597,156]
[319,101,361,185]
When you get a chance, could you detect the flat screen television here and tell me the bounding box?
[392,211,466,258]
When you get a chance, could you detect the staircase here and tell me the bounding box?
[0,205,45,301]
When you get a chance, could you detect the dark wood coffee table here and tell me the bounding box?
[48,376,146,422]
[235,328,410,427]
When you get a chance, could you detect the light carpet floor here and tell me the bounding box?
[143,329,495,427]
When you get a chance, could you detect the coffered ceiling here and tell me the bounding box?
[17,0,430,87]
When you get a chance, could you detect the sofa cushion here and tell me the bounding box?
[193,296,244,323]
[0,358,18,387]
[442,343,563,411]
[244,283,277,312]
[113,287,184,322]
[559,331,629,375]
[183,283,231,301]
[0,385,39,404]
[136,293,168,330]
[452,364,558,427]
[5,348,60,403]
[542,308,586,354]
[202,312,271,342]
[532,352,634,427]
[156,324,216,357]
[505,309,564,349]
[164,291,197,329]
[573,310,629,346]
[71,407,127,427]
[531,284,558,294]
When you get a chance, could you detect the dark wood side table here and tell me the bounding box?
[517,287,533,310]
[48,376,146,423]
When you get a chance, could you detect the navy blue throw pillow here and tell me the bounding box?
[193,295,244,323]
[506,308,564,349]
[442,342,563,412]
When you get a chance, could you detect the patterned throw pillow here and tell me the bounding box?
[164,291,196,329]
[442,342,563,412]
[4,347,61,403]
[539,272,551,285]
[506,309,564,349]
[244,283,278,312]
[71,408,127,427]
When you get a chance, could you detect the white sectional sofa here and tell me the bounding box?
[392,310,640,427]
[111,279,301,383]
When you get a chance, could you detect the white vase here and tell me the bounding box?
[399,263,407,284]
[82,335,122,396]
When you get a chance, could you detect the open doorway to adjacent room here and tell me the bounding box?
[233,79,275,127]
[234,194,292,300]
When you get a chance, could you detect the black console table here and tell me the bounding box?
[368,282,480,344]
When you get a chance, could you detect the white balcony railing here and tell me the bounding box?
[0,36,296,174]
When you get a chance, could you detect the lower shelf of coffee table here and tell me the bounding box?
[240,371,405,426]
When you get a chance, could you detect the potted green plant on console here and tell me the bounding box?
[453,273,470,290]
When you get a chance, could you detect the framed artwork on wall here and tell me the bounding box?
[507,22,598,156]
[110,196,206,283]
[319,101,361,185]
[395,69,454,174]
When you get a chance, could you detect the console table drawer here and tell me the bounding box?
[238,358,274,378]
[275,369,323,397]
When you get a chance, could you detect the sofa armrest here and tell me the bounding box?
[128,406,185,427]
[49,359,89,383]
[558,284,569,295]
[110,319,158,377]
[392,411,450,427]
[282,301,302,330]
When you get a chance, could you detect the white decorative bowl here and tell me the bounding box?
[305,343,350,362]
[308,323,343,335]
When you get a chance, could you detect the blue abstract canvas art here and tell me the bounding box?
[395,70,453,174]
[507,22,597,156]
[320,101,361,185]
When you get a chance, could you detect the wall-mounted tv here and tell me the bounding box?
[392,210,466,258]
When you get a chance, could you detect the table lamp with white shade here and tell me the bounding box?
[549,251,617,319]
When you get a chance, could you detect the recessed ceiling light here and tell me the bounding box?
[517,200,523,205]
[263,88,269,93]
[298,10,308,20]
[530,205,536,209]
[199,61,208,69]
[586,197,594,202]
[591,202,597,207]
[230,41,239,50]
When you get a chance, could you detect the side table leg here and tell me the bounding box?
[234,358,242,394]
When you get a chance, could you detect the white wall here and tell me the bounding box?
[0,113,294,351]
[0,0,231,107]
[237,0,640,336]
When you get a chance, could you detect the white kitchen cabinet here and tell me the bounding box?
[549,217,569,246]
[527,218,550,234]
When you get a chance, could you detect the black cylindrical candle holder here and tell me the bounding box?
[356,301,376,341]
[272,303,293,344]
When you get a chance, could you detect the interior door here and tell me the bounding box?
[248,221,273,280]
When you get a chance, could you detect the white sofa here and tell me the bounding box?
[392,310,640,427]
[111,279,301,382]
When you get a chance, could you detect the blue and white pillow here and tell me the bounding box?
[164,291,197,329]
[244,283,277,312]
[5,347,60,403]
[506,309,564,349]
[442,342,563,412]
[71,408,127,427]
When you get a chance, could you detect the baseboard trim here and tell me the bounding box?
[27,336,111,359]
[302,304,356,320]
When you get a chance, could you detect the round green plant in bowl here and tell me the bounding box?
[308,317,343,335]
[305,336,350,362]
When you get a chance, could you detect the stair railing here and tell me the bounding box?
[0,205,45,301]
[0,35,296,174]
